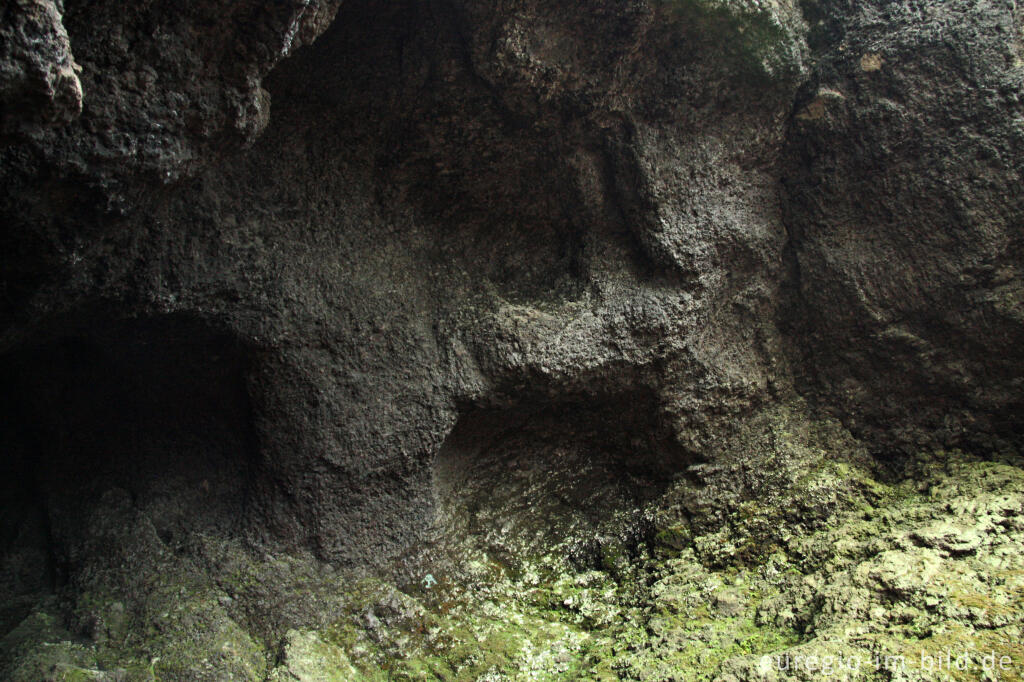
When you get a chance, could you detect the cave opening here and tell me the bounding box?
[0,314,259,637]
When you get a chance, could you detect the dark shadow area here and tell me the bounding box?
[0,314,257,637]
[430,390,690,574]
[258,0,637,305]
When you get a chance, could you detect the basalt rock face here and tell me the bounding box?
[0,0,1022,678]
[1,0,813,569]
[782,0,1024,452]
[0,0,83,135]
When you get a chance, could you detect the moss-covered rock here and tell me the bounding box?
[268,630,360,681]
[280,442,1024,681]
[655,0,808,81]
[4,414,1022,681]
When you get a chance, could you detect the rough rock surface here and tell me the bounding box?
[0,0,1021,679]
[782,0,1024,451]
[0,0,83,134]
[1,0,816,570]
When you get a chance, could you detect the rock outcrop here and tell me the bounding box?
[782,0,1024,451]
[1,0,83,135]
[0,0,1021,679]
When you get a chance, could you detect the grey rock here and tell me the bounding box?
[781,0,1024,451]
[0,0,82,134]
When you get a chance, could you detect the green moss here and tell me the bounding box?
[350,450,1022,679]
[654,0,805,81]
[6,411,1022,682]
[654,525,691,554]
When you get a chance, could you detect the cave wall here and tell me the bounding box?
[782,0,1024,450]
[0,0,1021,575]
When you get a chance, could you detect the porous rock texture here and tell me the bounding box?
[0,0,1022,679]
[782,0,1024,451]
